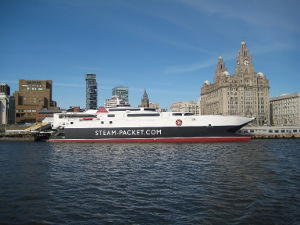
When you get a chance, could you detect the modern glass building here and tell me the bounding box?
[85,74,98,110]
[112,86,129,104]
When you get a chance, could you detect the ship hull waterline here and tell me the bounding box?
[47,125,252,143]
[47,136,251,143]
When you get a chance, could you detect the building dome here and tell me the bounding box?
[223,71,230,76]
[257,72,265,77]
[241,41,246,45]
[204,80,211,86]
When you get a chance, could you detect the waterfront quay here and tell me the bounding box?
[0,123,51,142]
[239,126,300,139]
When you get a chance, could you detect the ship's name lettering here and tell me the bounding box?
[95,129,162,136]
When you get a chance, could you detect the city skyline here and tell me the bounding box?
[1,0,299,109]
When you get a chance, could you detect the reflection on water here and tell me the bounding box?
[0,140,299,224]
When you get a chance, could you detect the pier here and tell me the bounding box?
[238,126,300,139]
[0,123,51,142]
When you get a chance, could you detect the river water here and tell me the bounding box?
[0,140,299,224]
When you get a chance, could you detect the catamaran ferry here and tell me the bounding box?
[47,107,255,143]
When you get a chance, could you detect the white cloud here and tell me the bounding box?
[164,49,239,74]
[164,59,215,74]
[251,41,293,55]
[178,0,300,34]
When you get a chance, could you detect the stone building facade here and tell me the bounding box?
[201,41,270,125]
[170,101,199,115]
[270,92,300,126]
[139,90,150,108]
[104,95,130,108]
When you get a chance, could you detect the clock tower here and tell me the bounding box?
[235,41,255,75]
[201,40,270,126]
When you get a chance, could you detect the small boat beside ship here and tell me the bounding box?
[46,107,255,143]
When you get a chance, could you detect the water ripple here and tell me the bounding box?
[0,140,300,224]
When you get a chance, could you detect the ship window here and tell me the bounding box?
[71,122,73,124]
[59,114,96,118]
[101,121,104,124]
[184,113,194,116]
[109,121,113,124]
[172,113,182,116]
[127,113,160,117]
[144,108,156,111]
[109,108,140,112]
[107,114,115,117]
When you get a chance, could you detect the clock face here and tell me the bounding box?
[244,59,249,66]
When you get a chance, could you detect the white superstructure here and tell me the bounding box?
[52,107,254,130]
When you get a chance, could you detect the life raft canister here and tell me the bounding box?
[176,119,182,126]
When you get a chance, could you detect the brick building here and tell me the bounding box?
[13,79,59,123]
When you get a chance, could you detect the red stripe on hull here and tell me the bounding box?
[47,136,251,143]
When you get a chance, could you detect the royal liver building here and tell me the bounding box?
[201,41,270,126]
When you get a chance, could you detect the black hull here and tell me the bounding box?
[48,125,251,142]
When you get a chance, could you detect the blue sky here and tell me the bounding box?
[1,0,299,109]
